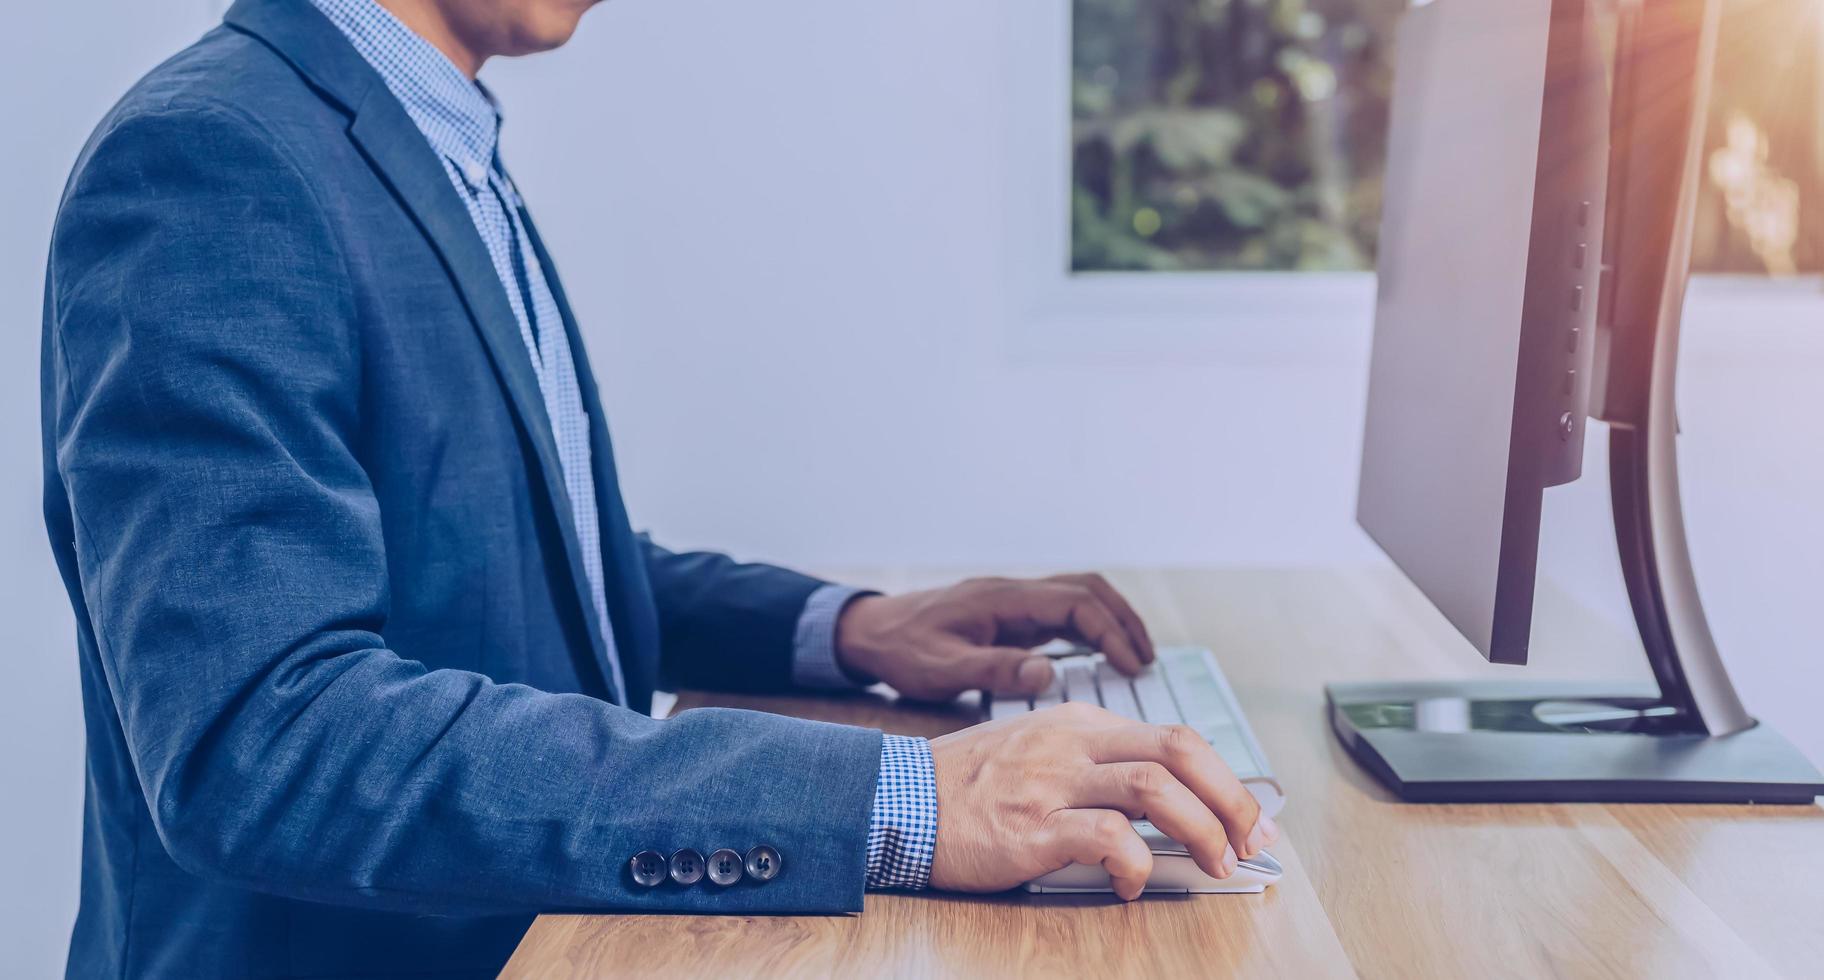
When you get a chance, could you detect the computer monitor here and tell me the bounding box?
[1329,0,1823,804]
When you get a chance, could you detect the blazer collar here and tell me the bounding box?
[304,0,504,191]
[223,0,622,699]
[224,0,376,115]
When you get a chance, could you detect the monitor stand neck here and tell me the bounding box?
[1596,0,1752,737]
[1606,344,1754,736]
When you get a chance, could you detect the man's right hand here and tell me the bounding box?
[927,702,1278,901]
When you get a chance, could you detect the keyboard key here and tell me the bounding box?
[988,696,1030,721]
[1095,661,1142,720]
[1131,668,1183,725]
[1037,639,1095,658]
[1162,649,1264,780]
[1032,670,1064,711]
[1060,657,1098,704]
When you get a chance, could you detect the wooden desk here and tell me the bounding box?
[503,568,1824,979]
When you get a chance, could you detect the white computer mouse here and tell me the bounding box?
[1024,820,1283,895]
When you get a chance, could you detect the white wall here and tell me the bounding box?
[2,1,1819,976]
[487,0,1385,569]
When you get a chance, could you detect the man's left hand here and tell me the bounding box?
[833,574,1156,701]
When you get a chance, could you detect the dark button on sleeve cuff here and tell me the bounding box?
[629,850,668,888]
[668,848,705,886]
[744,845,783,882]
[706,848,744,886]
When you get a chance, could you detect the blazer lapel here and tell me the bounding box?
[224,0,617,693]
[515,207,657,712]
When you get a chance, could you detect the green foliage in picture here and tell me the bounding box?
[1072,0,1822,276]
[1071,0,1405,273]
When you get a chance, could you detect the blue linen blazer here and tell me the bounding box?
[40,1,881,976]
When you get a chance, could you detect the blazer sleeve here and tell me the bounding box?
[640,538,835,694]
[45,100,879,916]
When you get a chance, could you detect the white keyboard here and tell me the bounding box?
[989,646,1285,817]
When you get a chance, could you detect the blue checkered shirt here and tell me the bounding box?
[310,0,937,891]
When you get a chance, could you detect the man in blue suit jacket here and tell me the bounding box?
[42,0,1274,975]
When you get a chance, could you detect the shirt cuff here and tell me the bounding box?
[866,734,938,891]
[790,584,875,689]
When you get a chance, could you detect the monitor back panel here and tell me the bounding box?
[1358,0,1607,664]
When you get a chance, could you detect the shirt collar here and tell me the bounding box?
[308,0,502,192]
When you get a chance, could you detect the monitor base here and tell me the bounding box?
[1327,680,1824,804]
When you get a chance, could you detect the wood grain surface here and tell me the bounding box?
[502,568,1824,979]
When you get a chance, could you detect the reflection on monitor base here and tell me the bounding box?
[1327,680,1824,804]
